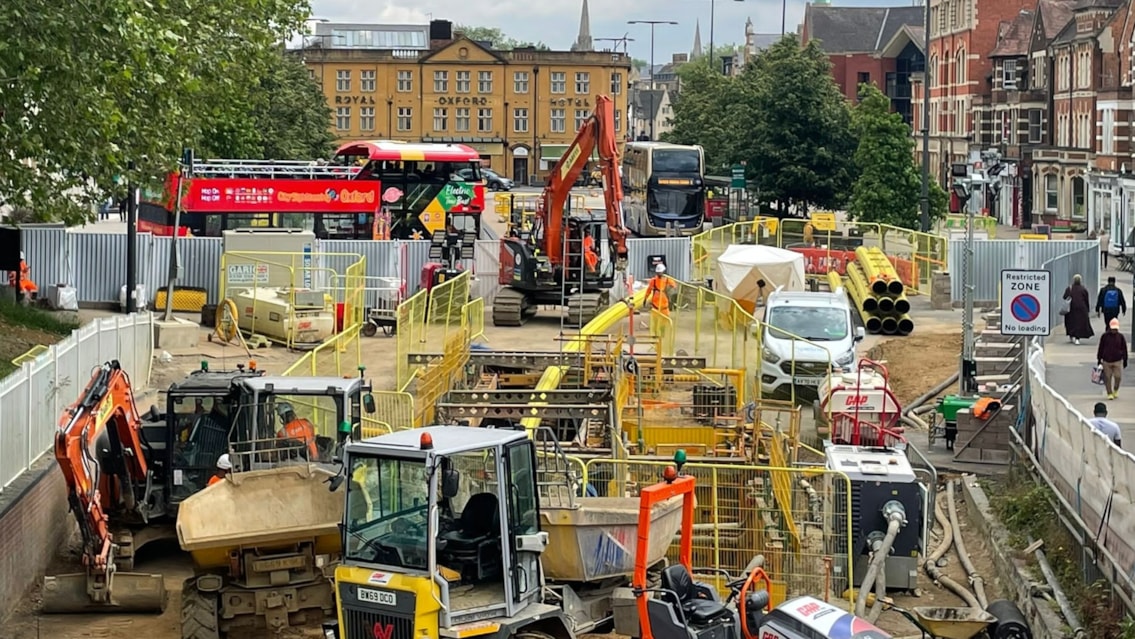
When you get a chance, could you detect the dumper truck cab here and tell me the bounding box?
[328,426,555,639]
[759,288,864,401]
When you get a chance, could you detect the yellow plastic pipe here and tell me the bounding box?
[854,246,905,296]
[520,290,648,433]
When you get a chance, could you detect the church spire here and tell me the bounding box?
[692,20,703,58]
[572,0,593,52]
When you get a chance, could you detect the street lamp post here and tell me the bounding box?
[708,0,747,64]
[919,0,931,232]
[628,20,678,140]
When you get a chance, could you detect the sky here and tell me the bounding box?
[309,0,919,64]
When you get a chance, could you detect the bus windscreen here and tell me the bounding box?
[652,149,702,173]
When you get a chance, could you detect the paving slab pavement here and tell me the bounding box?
[1043,262,1134,448]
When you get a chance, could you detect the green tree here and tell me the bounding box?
[742,35,856,212]
[455,25,548,50]
[848,83,945,229]
[660,58,740,174]
[0,0,309,223]
[198,53,335,160]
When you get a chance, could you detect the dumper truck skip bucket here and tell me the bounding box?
[540,495,684,582]
[175,465,344,569]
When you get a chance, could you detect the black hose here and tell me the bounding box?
[902,372,959,415]
[986,600,1033,639]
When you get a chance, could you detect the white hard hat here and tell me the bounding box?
[216,454,232,471]
[655,263,666,274]
[276,402,295,417]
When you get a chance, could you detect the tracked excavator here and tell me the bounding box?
[42,360,265,613]
[492,94,629,327]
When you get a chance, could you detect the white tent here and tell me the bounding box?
[715,244,806,312]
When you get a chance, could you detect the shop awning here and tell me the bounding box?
[467,142,506,156]
[539,144,599,162]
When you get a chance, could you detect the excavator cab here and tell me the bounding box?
[160,363,266,504]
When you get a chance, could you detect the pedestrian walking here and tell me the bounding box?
[1099,230,1111,268]
[1089,402,1123,447]
[1062,274,1094,344]
[1097,318,1128,399]
[1096,276,1127,326]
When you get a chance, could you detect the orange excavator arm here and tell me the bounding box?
[539,94,628,269]
[54,360,151,573]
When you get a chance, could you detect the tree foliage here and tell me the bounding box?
[848,84,948,229]
[663,36,855,211]
[455,25,548,50]
[0,0,309,223]
[198,52,335,161]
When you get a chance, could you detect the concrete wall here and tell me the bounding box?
[0,459,72,623]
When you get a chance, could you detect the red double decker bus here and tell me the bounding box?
[139,141,486,240]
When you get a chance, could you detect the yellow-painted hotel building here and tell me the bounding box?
[295,20,631,185]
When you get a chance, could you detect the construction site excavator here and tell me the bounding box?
[492,94,629,327]
[42,360,266,614]
[44,360,171,613]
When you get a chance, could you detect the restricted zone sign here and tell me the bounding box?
[999,269,1051,336]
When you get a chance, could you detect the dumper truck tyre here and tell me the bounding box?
[180,579,221,639]
[512,630,558,639]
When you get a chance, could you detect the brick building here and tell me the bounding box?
[913,0,1036,188]
[1091,0,1135,242]
[800,4,925,122]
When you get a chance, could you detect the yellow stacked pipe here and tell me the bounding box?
[843,263,880,313]
[854,246,905,296]
[839,268,882,334]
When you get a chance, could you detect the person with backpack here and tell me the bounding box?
[1096,276,1128,327]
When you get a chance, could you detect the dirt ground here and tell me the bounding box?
[868,331,963,406]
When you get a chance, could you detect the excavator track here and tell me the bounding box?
[492,288,535,326]
[564,293,604,327]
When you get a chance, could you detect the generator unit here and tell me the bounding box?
[230,287,335,347]
[823,444,926,594]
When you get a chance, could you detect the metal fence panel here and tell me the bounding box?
[1042,245,1100,338]
[145,236,225,303]
[948,239,1098,302]
[402,240,432,295]
[68,232,154,304]
[626,237,692,283]
[21,226,69,289]
[0,313,153,492]
[472,240,500,302]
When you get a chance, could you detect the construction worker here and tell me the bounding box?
[582,228,599,273]
[7,251,37,297]
[275,402,320,460]
[208,454,232,486]
[644,263,677,352]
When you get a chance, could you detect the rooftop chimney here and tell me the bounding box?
[672,53,688,63]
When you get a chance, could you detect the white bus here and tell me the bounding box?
[621,142,706,236]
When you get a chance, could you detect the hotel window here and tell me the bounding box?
[478,71,493,94]
[478,108,493,132]
[575,72,590,94]
[456,71,471,93]
[610,72,623,95]
[360,107,375,131]
[456,108,470,131]
[335,107,350,131]
[513,108,529,133]
[514,71,530,94]
[397,107,412,131]
[574,109,589,131]
[614,109,621,132]
[434,71,449,93]
[360,70,376,92]
[551,108,566,133]
[397,70,413,92]
[551,71,566,94]
[335,70,351,92]
[1103,109,1115,154]
[433,108,448,131]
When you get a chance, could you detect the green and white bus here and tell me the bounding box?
[621,141,706,236]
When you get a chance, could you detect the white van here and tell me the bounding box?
[759,287,863,398]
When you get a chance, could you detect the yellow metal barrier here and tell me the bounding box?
[361,390,415,437]
[692,219,947,294]
[941,214,996,238]
[493,192,586,231]
[581,458,854,609]
[218,250,366,349]
[464,296,485,341]
[393,272,474,423]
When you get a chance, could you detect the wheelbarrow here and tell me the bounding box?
[885,603,997,639]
